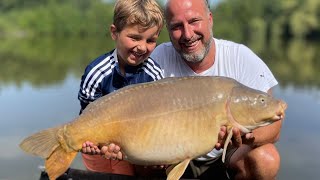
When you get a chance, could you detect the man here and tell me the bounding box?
[95,0,282,179]
[149,0,282,179]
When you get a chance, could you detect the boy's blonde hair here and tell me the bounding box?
[113,0,164,33]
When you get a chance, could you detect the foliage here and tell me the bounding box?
[0,0,113,37]
[0,0,319,89]
[1,0,319,39]
[213,0,320,42]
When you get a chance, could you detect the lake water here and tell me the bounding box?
[0,37,319,180]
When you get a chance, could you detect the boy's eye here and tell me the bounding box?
[147,38,157,43]
[128,35,141,41]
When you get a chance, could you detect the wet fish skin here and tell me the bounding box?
[19,76,287,180]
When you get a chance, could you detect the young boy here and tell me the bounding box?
[78,0,164,176]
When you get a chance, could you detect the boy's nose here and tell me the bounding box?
[137,44,147,54]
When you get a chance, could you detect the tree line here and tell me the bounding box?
[0,0,319,40]
[0,0,319,88]
[0,0,114,37]
[213,0,320,43]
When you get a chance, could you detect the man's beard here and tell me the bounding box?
[177,30,213,63]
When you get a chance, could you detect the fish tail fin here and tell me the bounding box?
[45,146,77,180]
[19,126,61,158]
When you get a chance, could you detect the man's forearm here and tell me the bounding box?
[251,120,283,147]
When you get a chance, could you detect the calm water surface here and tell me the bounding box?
[0,38,319,180]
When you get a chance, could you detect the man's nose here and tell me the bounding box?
[182,24,194,40]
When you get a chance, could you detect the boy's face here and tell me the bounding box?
[111,24,159,67]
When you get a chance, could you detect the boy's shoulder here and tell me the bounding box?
[82,49,118,81]
[143,56,161,67]
[86,49,116,70]
[139,57,164,80]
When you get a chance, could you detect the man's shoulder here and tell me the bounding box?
[215,38,245,49]
[215,38,255,59]
[153,42,175,53]
[152,42,180,59]
[157,42,174,48]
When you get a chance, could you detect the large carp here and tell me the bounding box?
[20,76,287,180]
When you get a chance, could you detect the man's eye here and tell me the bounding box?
[170,25,180,31]
[190,19,201,25]
[191,20,199,24]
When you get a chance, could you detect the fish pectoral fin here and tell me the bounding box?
[222,127,233,163]
[45,146,77,180]
[165,164,176,175]
[166,158,191,180]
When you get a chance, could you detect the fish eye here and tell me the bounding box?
[259,97,265,103]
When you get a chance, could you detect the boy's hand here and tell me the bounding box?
[100,143,124,160]
[82,141,101,155]
[81,141,124,160]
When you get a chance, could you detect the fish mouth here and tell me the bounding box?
[244,121,273,130]
[280,100,288,110]
[253,104,286,128]
[244,112,285,130]
[271,114,284,121]
[272,100,287,121]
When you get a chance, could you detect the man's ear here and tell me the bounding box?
[110,24,117,40]
[208,12,213,26]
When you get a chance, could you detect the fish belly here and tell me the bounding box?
[113,106,225,165]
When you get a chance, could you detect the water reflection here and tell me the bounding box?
[1,37,319,89]
[1,37,319,180]
[249,38,320,88]
[274,86,320,180]
[0,75,85,180]
[0,37,112,87]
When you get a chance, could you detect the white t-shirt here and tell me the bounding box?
[151,38,278,160]
[151,38,277,93]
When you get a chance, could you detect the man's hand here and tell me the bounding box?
[214,126,255,150]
